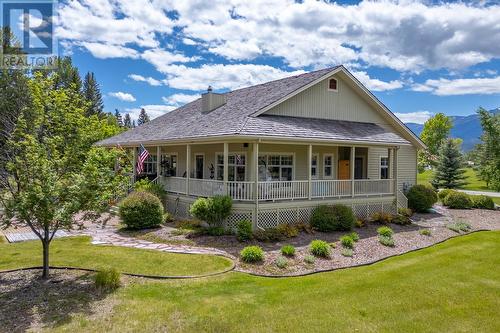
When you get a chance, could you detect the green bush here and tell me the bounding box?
[348,232,360,242]
[355,219,366,228]
[164,212,174,223]
[377,226,393,237]
[471,195,495,210]
[371,212,393,224]
[205,226,227,236]
[447,221,472,233]
[95,268,121,291]
[276,223,299,238]
[398,207,413,217]
[419,229,431,236]
[444,192,472,209]
[341,248,353,257]
[236,220,253,241]
[240,246,264,263]
[438,189,456,201]
[134,179,166,201]
[339,235,354,249]
[391,214,411,225]
[304,255,316,264]
[119,191,164,229]
[281,245,296,257]
[275,256,288,269]
[407,185,438,213]
[309,240,331,258]
[294,222,314,234]
[379,235,395,247]
[310,204,355,232]
[253,228,286,242]
[189,195,232,226]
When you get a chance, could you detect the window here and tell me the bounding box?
[328,78,338,91]
[380,157,389,179]
[259,154,293,181]
[160,154,177,176]
[195,154,204,179]
[216,153,246,181]
[323,154,333,178]
[141,155,157,175]
[311,154,318,178]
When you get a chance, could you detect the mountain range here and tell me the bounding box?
[404,108,500,151]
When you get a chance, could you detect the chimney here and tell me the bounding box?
[201,86,226,112]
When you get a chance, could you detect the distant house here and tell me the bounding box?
[99,66,425,229]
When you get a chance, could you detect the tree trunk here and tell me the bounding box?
[42,239,50,279]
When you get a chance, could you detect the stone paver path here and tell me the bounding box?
[71,224,235,259]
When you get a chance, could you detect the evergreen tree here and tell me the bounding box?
[83,72,104,117]
[53,57,82,92]
[474,107,500,190]
[115,109,123,127]
[137,108,150,125]
[123,113,132,128]
[431,138,467,189]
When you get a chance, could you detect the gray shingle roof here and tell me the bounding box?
[97,66,409,146]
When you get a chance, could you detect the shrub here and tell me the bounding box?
[281,245,296,257]
[253,228,286,242]
[391,214,411,225]
[119,191,164,229]
[276,223,299,238]
[175,219,201,230]
[164,212,174,223]
[447,221,471,233]
[341,248,353,257]
[275,256,288,269]
[379,235,395,247]
[398,207,413,218]
[134,179,166,201]
[304,255,316,264]
[472,195,495,210]
[355,219,366,228]
[310,240,331,258]
[348,232,360,242]
[419,229,431,236]
[310,204,355,232]
[294,222,314,234]
[407,185,438,213]
[189,195,232,226]
[205,226,227,236]
[240,246,264,263]
[329,242,337,249]
[377,226,393,237]
[444,192,472,209]
[371,212,393,224]
[236,220,253,241]
[438,189,456,201]
[95,268,121,291]
[339,235,354,249]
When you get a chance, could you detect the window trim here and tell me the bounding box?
[380,156,389,180]
[323,153,334,179]
[328,78,338,92]
[141,154,157,175]
[258,152,295,181]
[214,151,247,181]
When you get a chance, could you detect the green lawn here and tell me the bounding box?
[0,236,232,276]
[48,231,500,332]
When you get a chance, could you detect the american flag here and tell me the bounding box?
[136,144,150,174]
[236,154,242,165]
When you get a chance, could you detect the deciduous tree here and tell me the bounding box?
[420,113,452,168]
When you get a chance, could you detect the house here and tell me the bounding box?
[98,66,425,229]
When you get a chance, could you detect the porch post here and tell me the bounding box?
[223,142,229,193]
[253,142,259,229]
[308,144,312,200]
[156,146,161,179]
[132,147,137,182]
[393,147,399,196]
[186,144,191,195]
[350,146,355,197]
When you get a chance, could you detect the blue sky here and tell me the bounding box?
[49,0,500,122]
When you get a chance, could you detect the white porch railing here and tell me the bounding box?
[258,180,309,201]
[163,176,187,194]
[189,178,225,197]
[311,180,352,198]
[227,181,254,201]
[354,179,394,196]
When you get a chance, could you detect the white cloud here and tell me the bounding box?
[141,48,198,73]
[394,111,433,124]
[125,105,177,121]
[109,91,136,102]
[128,74,163,86]
[351,71,403,91]
[412,76,500,96]
[162,93,199,106]
[82,42,139,59]
[162,63,305,91]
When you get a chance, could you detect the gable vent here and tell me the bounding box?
[201,86,226,112]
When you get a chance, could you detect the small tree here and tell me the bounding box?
[137,108,150,126]
[0,74,130,279]
[474,108,500,191]
[431,138,467,189]
[123,113,132,128]
[420,113,452,168]
[114,109,123,127]
[83,72,104,117]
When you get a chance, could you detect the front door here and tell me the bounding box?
[195,154,204,179]
[338,160,350,179]
[355,157,363,179]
